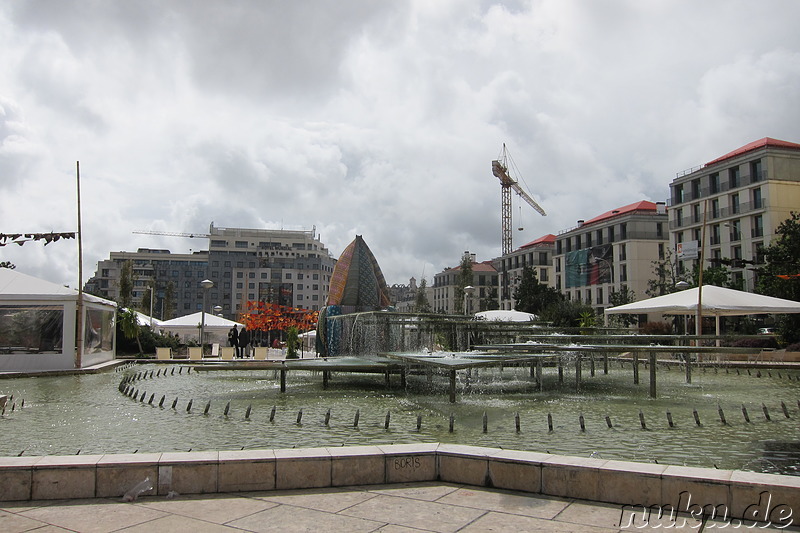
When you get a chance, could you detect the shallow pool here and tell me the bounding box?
[1,362,798,475]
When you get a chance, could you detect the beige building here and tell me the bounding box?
[432,252,499,314]
[553,201,669,313]
[668,138,800,292]
[496,234,555,310]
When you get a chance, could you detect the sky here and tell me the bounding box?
[2,0,800,290]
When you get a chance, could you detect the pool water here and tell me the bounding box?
[1,362,798,475]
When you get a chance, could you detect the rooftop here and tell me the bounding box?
[518,233,556,249]
[705,137,800,167]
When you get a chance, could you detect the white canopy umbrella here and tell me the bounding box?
[605,285,800,316]
[475,310,537,322]
[159,312,243,345]
[605,285,800,338]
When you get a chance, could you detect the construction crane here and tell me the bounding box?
[132,230,209,239]
[492,144,546,256]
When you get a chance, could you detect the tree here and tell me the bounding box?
[513,266,562,315]
[413,278,432,313]
[139,279,154,315]
[0,261,15,269]
[162,281,175,320]
[117,260,133,309]
[117,307,144,355]
[286,326,299,359]
[646,248,681,297]
[480,287,500,311]
[454,255,473,314]
[756,212,800,343]
[608,287,637,327]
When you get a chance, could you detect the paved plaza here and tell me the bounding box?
[2,481,797,532]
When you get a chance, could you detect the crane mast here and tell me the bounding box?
[492,145,546,256]
[492,144,546,303]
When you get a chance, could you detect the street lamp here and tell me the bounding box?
[199,279,214,352]
[463,285,475,315]
[213,305,222,317]
[675,280,691,334]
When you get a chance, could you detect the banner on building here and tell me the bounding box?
[566,245,612,288]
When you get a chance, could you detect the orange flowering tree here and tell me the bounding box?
[238,301,318,338]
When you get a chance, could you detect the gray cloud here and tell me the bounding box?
[1,1,799,289]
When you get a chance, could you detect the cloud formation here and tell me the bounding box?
[1,0,799,289]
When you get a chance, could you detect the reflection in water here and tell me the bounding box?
[1,363,798,475]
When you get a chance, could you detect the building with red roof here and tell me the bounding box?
[669,137,800,292]
[552,201,668,314]
[495,234,556,310]
[433,252,499,314]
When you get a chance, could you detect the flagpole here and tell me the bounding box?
[75,161,84,369]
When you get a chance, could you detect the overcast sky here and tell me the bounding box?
[2,0,799,290]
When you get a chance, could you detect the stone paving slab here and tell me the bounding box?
[2,482,799,532]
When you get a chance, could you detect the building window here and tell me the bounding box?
[673,184,685,204]
[711,198,720,218]
[710,224,721,245]
[585,233,592,247]
[658,243,664,260]
[730,193,740,214]
[597,287,603,305]
[236,272,243,278]
[729,167,739,189]
[596,230,603,245]
[618,243,627,261]
[710,173,720,194]
[620,265,627,282]
[691,179,701,200]
[752,215,764,238]
[692,204,701,224]
[656,222,663,239]
[675,208,683,228]
[607,226,615,243]
[752,187,762,209]
[620,223,627,240]
[555,258,561,273]
[539,268,548,282]
[235,241,248,248]
[236,282,243,289]
[750,159,763,182]
[730,220,741,242]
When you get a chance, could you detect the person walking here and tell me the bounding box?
[238,326,250,358]
[228,326,239,358]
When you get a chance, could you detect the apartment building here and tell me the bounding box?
[496,234,555,310]
[207,224,335,315]
[668,138,800,291]
[86,224,336,320]
[553,201,669,313]
[432,252,499,314]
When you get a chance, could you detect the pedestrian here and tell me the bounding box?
[238,326,250,358]
[228,326,239,357]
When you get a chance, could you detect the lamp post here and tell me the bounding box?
[675,280,690,335]
[199,279,214,352]
[463,285,475,315]
[213,305,222,317]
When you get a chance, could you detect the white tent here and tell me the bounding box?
[159,312,244,345]
[0,269,117,371]
[475,310,537,322]
[604,285,800,316]
[605,285,800,337]
[125,309,162,328]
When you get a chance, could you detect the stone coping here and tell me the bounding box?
[0,444,796,522]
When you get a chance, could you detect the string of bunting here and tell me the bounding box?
[0,232,76,247]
